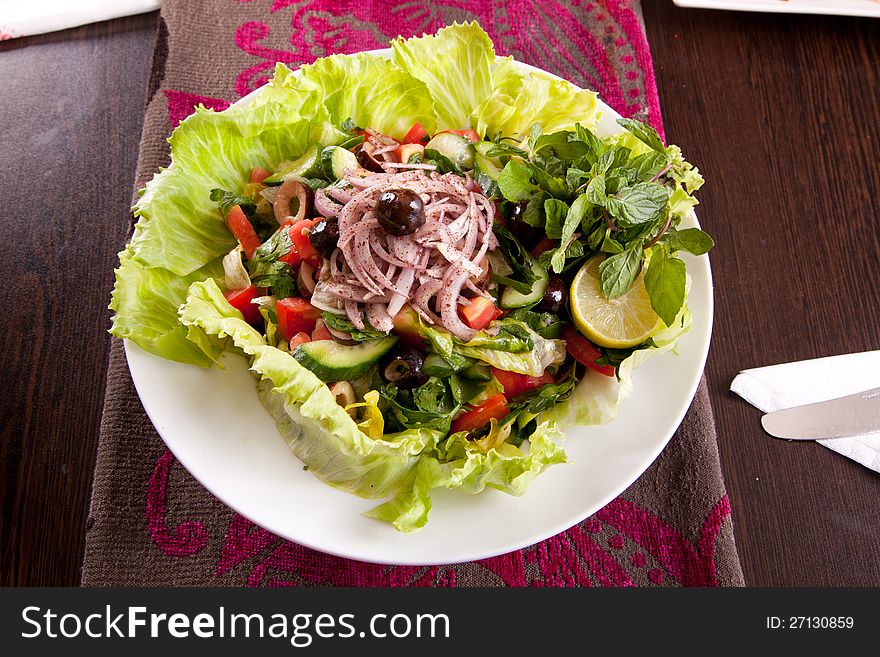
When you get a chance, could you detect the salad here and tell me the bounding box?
[110,23,712,532]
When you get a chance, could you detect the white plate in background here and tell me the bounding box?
[674,0,880,17]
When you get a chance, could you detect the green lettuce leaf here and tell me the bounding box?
[366,421,567,533]
[178,278,443,498]
[109,246,226,366]
[472,58,600,140]
[293,54,438,139]
[130,101,321,277]
[391,22,495,130]
[456,324,567,376]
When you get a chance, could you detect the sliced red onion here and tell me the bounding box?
[345,300,365,330]
[259,186,278,204]
[314,187,342,218]
[387,267,415,318]
[438,263,476,341]
[366,303,394,333]
[381,162,438,170]
[297,260,316,297]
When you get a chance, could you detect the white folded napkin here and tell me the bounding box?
[730,351,880,473]
[1,0,161,40]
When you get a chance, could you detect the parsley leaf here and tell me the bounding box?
[246,229,297,298]
[210,188,256,218]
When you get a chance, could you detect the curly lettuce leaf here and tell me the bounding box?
[178,278,442,498]
[391,21,495,130]
[109,246,226,366]
[292,54,438,139]
[366,421,567,533]
[472,58,600,140]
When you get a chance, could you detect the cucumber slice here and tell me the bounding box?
[292,336,398,381]
[321,145,359,181]
[262,146,323,185]
[500,259,549,309]
[460,363,493,382]
[424,133,474,169]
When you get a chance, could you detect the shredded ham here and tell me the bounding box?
[311,168,495,340]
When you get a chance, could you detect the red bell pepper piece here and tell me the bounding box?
[459,296,502,331]
[277,297,321,341]
[224,284,264,326]
[491,368,554,399]
[561,325,616,377]
[226,204,261,260]
[450,394,510,434]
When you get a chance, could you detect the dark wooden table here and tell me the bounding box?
[2,2,878,586]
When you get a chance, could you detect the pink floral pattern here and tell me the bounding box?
[146,1,732,587]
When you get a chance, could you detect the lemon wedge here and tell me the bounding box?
[569,255,662,349]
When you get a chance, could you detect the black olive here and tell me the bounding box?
[356,143,384,172]
[308,218,339,259]
[382,347,429,389]
[375,189,425,236]
[507,202,541,248]
[539,276,566,314]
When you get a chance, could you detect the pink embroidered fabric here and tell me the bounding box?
[83,0,744,587]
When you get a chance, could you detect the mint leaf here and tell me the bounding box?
[522,192,547,227]
[645,248,686,326]
[598,249,643,299]
[606,182,669,227]
[630,151,670,181]
[585,174,607,206]
[526,162,566,197]
[498,160,538,201]
[617,118,666,153]
[544,198,569,238]
[664,227,715,255]
[487,141,529,159]
[533,131,590,161]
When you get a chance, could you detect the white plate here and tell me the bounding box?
[125,54,713,565]
[673,0,880,18]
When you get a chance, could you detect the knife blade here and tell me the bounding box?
[761,387,880,440]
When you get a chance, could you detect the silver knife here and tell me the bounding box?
[761,387,880,440]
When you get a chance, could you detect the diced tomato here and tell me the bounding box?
[450,394,510,434]
[491,367,554,399]
[402,121,430,144]
[561,325,616,377]
[531,236,558,258]
[249,167,271,184]
[288,332,311,349]
[459,296,502,331]
[311,324,333,341]
[227,205,261,260]
[280,219,322,269]
[441,128,481,143]
[277,297,321,341]
[392,305,425,348]
[224,285,264,326]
